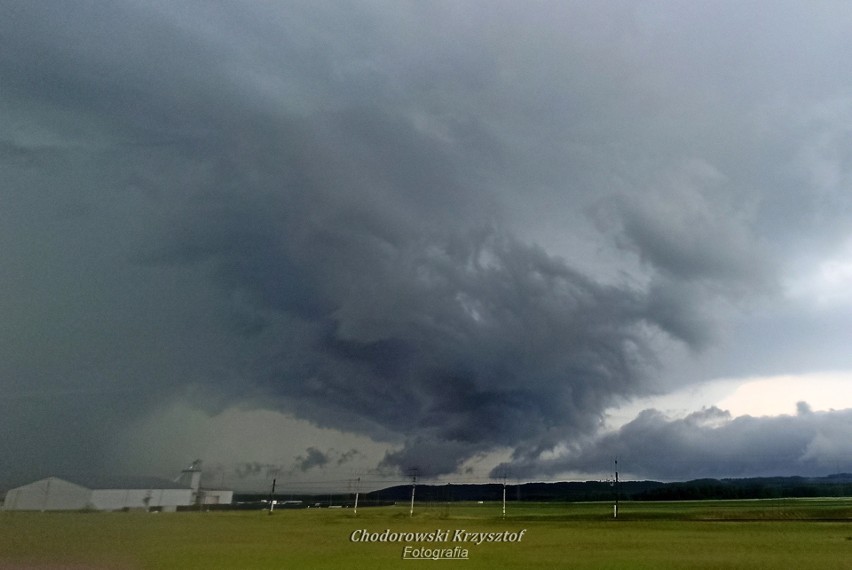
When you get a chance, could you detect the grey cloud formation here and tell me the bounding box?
[290,447,360,473]
[227,224,668,476]
[294,448,330,473]
[3,1,852,485]
[497,404,852,480]
[337,449,359,466]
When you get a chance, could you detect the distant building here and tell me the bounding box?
[1,462,232,512]
[3,477,93,512]
[174,459,233,507]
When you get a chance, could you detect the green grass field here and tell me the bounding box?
[2,500,851,569]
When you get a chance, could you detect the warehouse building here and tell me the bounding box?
[2,462,232,512]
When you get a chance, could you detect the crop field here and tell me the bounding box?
[2,499,851,569]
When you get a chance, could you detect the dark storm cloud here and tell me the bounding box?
[337,449,359,466]
[294,448,330,473]
[196,219,671,476]
[3,0,852,485]
[496,404,852,480]
[290,448,358,473]
[614,162,766,284]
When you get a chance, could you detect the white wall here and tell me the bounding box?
[89,488,192,511]
[201,489,233,505]
[2,477,92,511]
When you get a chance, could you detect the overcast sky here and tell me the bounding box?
[3,1,852,492]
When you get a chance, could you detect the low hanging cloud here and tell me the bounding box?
[233,447,360,479]
[234,462,283,481]
[495,404,852,480]
[177,218,679,476]
[294,448,330,473]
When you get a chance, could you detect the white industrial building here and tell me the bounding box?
[2,462,232,512]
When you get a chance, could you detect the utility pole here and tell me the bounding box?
[613,459,619,519]
[268,478,277,515]
[353,477,360,516]
[408,468,418,517]
[502,474,507,520]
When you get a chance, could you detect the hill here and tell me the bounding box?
[365,473,852,503]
